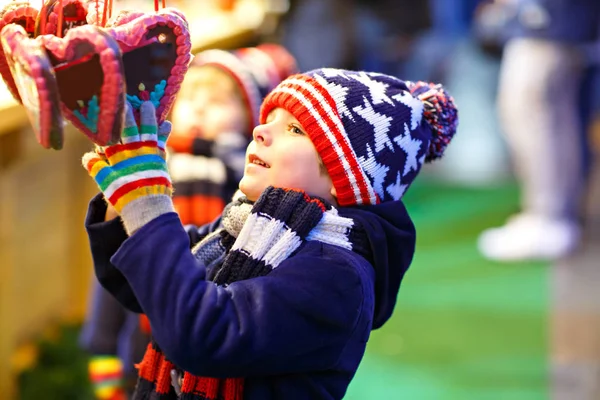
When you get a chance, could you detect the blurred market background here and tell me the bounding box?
[1,0,600,399]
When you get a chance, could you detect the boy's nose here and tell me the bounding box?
[252,124,271,145]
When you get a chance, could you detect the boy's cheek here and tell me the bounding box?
[245,141,256,157]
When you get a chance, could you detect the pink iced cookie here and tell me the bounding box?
[38,24,125,146]
[104,8,191,125]
[1,24,63,149]
[0,2,39,102]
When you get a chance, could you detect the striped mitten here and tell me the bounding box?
[83,101,174,234]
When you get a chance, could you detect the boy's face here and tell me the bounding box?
[171,66,248,140]
[239,108,335,203]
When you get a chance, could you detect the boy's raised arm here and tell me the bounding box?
[110,212,374,377]
[85,193,143,313]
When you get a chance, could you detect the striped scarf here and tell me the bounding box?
[132,186,369,400]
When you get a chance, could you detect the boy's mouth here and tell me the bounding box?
[248,154,270,168]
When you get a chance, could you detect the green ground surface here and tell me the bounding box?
[19,181,549,399]
[345,181,549,399]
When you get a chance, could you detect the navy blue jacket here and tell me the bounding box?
[85,193,416,399]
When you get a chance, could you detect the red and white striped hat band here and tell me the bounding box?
[260,68,456,207]
[191,49,262,134]
[260,73,379,207]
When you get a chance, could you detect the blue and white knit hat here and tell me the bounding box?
[191,44,298,135]
[260,68,458,206]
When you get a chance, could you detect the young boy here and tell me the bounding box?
[82,68,458,399]
[168,43,298,225]
[80,43,298,399]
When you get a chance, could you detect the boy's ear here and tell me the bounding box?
[330,185,337,200]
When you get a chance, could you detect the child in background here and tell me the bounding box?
[79,282,149,399]
[167,43,298,225]
[79,43,297,399]
[82,68,458,399]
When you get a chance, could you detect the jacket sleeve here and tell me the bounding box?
[85,193,221,313]
[111,212,374,377]
[85,193,142,313]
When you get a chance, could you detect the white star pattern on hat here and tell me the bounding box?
[353,96,394,153]
[392,91,423,130]
[315,74,355,121]
[358,144,390,198]
[394,123,422,176]
[321,68,352,80]
[351,72,395,106]
[386,172,409,201]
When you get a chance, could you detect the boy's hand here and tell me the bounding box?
[82,101,175,234]
[105,203,119,221]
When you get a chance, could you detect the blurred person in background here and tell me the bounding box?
[79,283,148,399]
[409,0,510,185]
[478,0,600,261]
[278,0,431,75]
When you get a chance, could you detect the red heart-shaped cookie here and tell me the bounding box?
[37,23,125,145]
[0,2,39,102]
[105,8,191,125]
[1,24,63,149]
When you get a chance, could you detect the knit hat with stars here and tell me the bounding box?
[259,68,458,206]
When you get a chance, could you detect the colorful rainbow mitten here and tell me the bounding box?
[83,101,174,234]
[88,355,126,400]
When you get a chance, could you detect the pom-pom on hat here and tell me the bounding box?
[260,68,458,206]
[191,43,298,134]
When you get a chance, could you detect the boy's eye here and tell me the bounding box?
[289,124,305,135]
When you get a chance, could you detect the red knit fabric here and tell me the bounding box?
[259,74,377,206]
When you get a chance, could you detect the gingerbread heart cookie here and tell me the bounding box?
[38,23,125,145]
[1,23,63,149]
[0,1,39,102]
[0,2,190,150]
[105,8,191,125]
